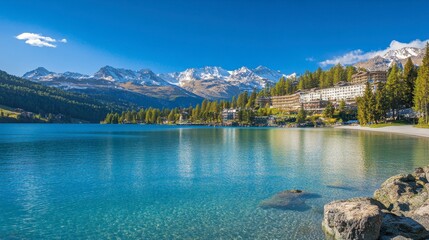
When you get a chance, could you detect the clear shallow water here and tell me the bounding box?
[0,124,428,239]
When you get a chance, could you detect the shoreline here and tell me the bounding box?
[336,125,429,138]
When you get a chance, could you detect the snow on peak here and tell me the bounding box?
[23,67,54,80]
[159,65,288,91]
[93,66,169,86]
[382,47,424,61]
[62,71,89,79]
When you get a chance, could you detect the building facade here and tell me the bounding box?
[256,97,271,107]
[222,108,239,122]
[300,83,366,102]
[270,94,301,111]
[351,71,387,85]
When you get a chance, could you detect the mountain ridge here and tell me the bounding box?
[23,65,294,100]
[355,46,426,71]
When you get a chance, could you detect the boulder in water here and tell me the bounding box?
[260,189,320,211]
[322,197,382,240]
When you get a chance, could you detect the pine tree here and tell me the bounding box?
[333,64,344,84]
[414,42,429,125]
[357,97,367,125]
[167,110,175,123]
[357,82,375,125]
[346,66,357,82]
[403,58,418,108]
[375,82,389,123]
[231,96,237,108]
[296,108,307,123]
[385,64,405,120]
[246,90,257,108]
[323,101,334,118]
[364,82,376,124]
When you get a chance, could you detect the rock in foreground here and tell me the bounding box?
[322,197,382,240]
[323,166,429,239]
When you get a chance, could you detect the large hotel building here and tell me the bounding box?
[260,70,387,111]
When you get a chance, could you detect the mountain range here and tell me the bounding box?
[19,45,427,110]
[23,65,293,103]
[354,47,425,71]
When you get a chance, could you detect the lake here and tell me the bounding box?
[0,124,428,239]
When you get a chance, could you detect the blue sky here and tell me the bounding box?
[0,0,428,76]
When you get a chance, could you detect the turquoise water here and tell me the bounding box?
[1,124,428,239]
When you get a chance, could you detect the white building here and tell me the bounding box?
[300,83,367,102]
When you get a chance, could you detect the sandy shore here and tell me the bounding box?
[336,125,429,138]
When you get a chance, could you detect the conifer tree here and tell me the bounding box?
[403,58,418,108]
[385,64,405,120]
[296,108,307,123]
[323,101,334,118]
[375,82,389,123]
[414,43,429,125]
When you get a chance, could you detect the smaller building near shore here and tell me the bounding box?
[222,108,239,122]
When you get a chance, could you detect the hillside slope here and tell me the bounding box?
[0,70,120,122]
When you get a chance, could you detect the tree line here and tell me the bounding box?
[103,90,262,125]
[357,44,429,125]
[0,70,122,122]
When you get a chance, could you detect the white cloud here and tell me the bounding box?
[320,39,429,67]
[305,57,315,62]
[16,33,67,48]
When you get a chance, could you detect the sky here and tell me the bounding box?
[0,0,428,76]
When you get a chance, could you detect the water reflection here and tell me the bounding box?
[1,125,429,239]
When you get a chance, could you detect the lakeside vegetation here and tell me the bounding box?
[104,44,429,127]
[0,70,123,123]
[1,44,429,127]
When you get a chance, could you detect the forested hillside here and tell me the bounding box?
[0,70,120,122]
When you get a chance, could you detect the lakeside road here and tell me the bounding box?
[336,125,429,138]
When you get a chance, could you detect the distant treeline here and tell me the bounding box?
[104,91,263,124]
[0,70,121,122]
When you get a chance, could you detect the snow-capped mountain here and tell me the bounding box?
[156,65,292,99]
[22,66,203,107]
[23,67,90,81]
[22,67,54,81]
[355,46,426,71]
[23,65,293,100]
[252,65,284,81]
[61,71,90,79]
[93,66,169,86]
[382,47,424,62]
[174,66,230,82]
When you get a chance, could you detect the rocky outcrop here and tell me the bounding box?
[322,198,382,240]
[323,166,429,239]
[259,189,320,211]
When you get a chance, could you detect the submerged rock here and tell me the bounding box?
[322,197,382,240]
[323,166,429,239]
[259,189,320,211]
